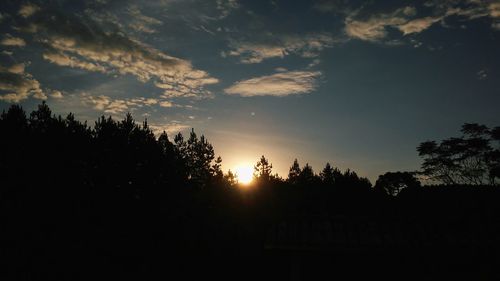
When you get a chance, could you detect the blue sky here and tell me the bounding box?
[1,0,499,181]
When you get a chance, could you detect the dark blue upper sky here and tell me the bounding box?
[1,0,499,180]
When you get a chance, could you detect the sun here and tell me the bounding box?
[234,164,254,185]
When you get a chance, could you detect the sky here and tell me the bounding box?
[1,0,499,182]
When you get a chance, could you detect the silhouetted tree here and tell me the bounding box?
[418,123,499,185]
[287,159,301,185]
[29,101,53,133]
[319,162,336,185]
[375,171,421,196]
[158,131,175,157]
[1,104,27,130]
[254,155,272,182]
[298,163,317,185]
[210,156,224,185]
[174,128,216,188]
[224,170,238,187]
[489,126,500,183]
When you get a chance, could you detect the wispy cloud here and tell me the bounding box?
[149,121,190,137]
[0,63,46,102]
[216,0,240,19]
[50,90,64,99]
[477,69,488,80]
[1,34,26,47]
[127,5,163,34]
[313,1,341,13]
[43,51,107,73]
[159,100,174,108]
[18,3,39,18]
[397,16,443,35]
[224,33,336,63]
[490,3,500,18]
[345,6,415,41]
[224,70,321,97]
[346,1,500,42]
[81,93,159,114]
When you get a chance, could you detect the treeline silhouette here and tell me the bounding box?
[1,102,500,281]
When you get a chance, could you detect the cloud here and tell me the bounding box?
[20,7,218,100]
[106,100,129,114]
[225,33,336,63]
[344,7,411,41]
[313,1,340,13]
[477,69,487,80]
[224,70,321,97]
[490,3,500,18]
[7,63,25,74]
[149,122,190,137]
[226,43,286,63]
[50,90,64,99]
[398,16,443,35]
[0,63,46,102]
[216,0,240,19]
[127,5,163,33]
[82,94,129,115]
[82,93,160,114]
[127,97,158,106]
[19,3,40,18]
[159,101,174,107]
[1,35,26,47]
[82,94,112,111]
[345,1,500,42]
[43,51,108,73]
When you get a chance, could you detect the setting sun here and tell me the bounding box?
[234,164,254,184]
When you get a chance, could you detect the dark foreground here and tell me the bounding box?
[2,185,500,281]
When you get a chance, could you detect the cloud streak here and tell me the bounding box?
[224,33,336,63]
[345,6,417,41]
[18,3,39,18]
[149,121,190,137]
[216,0,240,19]
[127,5,163,34]
[224,70,321,97]
[81,93,160,115]
[0,63,46,102]
[345,1,500,42]
[1,35,26,47]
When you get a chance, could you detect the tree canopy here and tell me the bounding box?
[417,123,500,185]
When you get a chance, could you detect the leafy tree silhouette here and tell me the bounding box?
[29,101,53,133]
[287,158,301,185]
[297,163,318,185]
[319,162,344,187]
[210,156,224,186]
[418,123,499,185]
[254,155,273,182]
[174,128,216,188]
[488,126,500,182]
[374,171,421,196]
[223,169,238,187]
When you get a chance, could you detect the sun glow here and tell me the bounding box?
[235,164,253,184]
